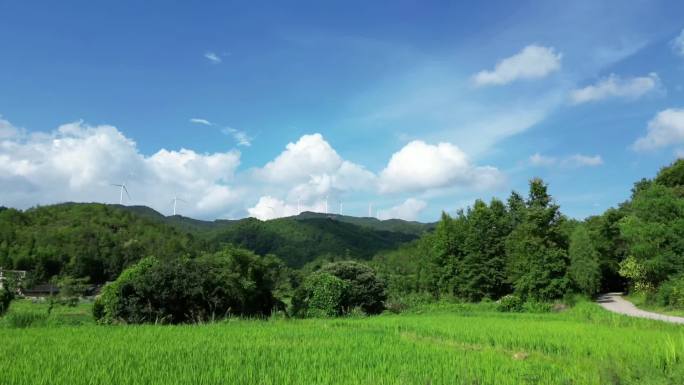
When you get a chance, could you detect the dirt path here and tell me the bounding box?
[597,293,684,325]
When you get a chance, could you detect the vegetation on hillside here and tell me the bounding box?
[1,160,684,321]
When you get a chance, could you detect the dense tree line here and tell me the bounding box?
[373,178,578,303]
[374,160,684,309]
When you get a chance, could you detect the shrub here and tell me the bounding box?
[94,248,281,324]
[0,284,15,316]
[655,276,684,308]
[292,261,387,317]
[319,261,387,315]
[497,294,523,312]
[293,272,348,318]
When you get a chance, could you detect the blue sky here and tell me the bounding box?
[1,0,684,221]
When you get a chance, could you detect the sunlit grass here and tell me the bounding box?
[625,293,684,318]
[1,301,682,385]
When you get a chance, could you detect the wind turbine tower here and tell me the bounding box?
[172,196,186,216]
[111,183,130,205]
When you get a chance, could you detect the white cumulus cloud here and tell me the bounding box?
[378,140,502,193]
[247,195,327,220]
[254,133,375,190]
[377,198,427,221]
[570,73,660,104]
[0,119,242,218]
[633,108,684,152]
[0,116,20,139]
[473,44,562,86]
[248,133,376,217]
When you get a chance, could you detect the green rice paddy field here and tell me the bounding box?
[1,301,683,385]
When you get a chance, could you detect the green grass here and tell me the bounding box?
[625,293,684,318]
[1,301,683,385]
[0,299,94,328]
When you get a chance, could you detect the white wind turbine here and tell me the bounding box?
[111,182,131,205]
[171,196,187,216]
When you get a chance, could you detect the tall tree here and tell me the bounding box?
[506,178,570,301]
[568,225,601,296]
[457,199,511,301]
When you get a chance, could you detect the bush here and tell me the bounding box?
[0,284,15,316]
[292,272,348,318]
[292,261,387,317]
[94,247,282,324]
[655,276,684,308]
[319,261,387,314]
[497,294,523,312]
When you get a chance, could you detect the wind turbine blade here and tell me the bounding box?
[123,185,131,200]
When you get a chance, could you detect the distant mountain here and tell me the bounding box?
[118,207,434,236]
[117,207,430,267]
[288,212,435,235]
[0,203,430,282]
[203,215,420,267]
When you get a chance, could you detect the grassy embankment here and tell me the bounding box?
[625,293,684,318]
[1,300,683,385]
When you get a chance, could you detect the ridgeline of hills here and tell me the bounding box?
[0,203,433,284]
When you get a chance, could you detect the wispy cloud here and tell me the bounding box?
[189,118,213,126]
[672,29,684,57]
[473,44,562,86]
[190,118,252,146]
[221,127,252,147]
[204,52,222,64]
[529,153,604,168]
[570,73,661,104]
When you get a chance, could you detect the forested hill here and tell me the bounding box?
[119,206,433,236]
[118,206,427,267]
[0,203,425,283]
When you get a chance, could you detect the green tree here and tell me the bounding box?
[618,183,684,289]
[506,178,570,301]
[291,272,349,317]
[320,261,387,314]
[94,247,281,324]
[456,199,511,301]
[568,226,601,296]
